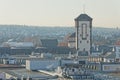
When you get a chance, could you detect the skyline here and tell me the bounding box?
[0,0,120,28]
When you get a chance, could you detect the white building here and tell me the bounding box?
[2,42,34,48]
[26,59,60,70]
[75,14,92,56]
[26,58,86,71]
[3,58,16,64]
[101,62,120,72]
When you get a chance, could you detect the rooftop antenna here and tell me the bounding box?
[83,4,86,14]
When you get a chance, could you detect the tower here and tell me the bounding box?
[75,14,92,56]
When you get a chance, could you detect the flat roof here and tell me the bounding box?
[0,68,55,79]
[0,64,24,68]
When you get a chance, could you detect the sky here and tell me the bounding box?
[0,0,120,28]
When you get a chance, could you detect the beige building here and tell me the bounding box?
[68,32,75,48]
[75,14,92,56]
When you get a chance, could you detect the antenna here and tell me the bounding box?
[83,4,86,14]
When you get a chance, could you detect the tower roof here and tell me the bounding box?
[75,14,92,21]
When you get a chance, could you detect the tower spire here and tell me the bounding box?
[83,4,85,14]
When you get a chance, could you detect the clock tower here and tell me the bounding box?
[75,14,92,56]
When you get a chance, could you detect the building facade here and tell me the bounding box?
[115,45,120,59]
[101,62,120,72]
[75,14,92,56]
[68,33,76,48]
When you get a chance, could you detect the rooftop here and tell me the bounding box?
[75,14,92,21]
[0,68,55,79]
[69,32,75,38]
[40,39,58,48]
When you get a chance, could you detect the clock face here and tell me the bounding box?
[81,23,87,39]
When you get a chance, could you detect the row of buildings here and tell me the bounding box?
[0,13,120,79]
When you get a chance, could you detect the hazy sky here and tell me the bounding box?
[0,0,120,27]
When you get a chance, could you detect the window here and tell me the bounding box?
[87,40,89,43]
[104,66,110,70]
[83,48,85,51]
[86,34,88,36]
[80,41,82,43]
[81,24,87,39]
[72,69,75,72]
[80,34,82,36]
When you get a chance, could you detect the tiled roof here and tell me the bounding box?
[40,39,58,48]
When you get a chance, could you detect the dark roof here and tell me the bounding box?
[105,52,116,58]
[69,32,75,38]
[40,39,58,48]
[75,14,92,21]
